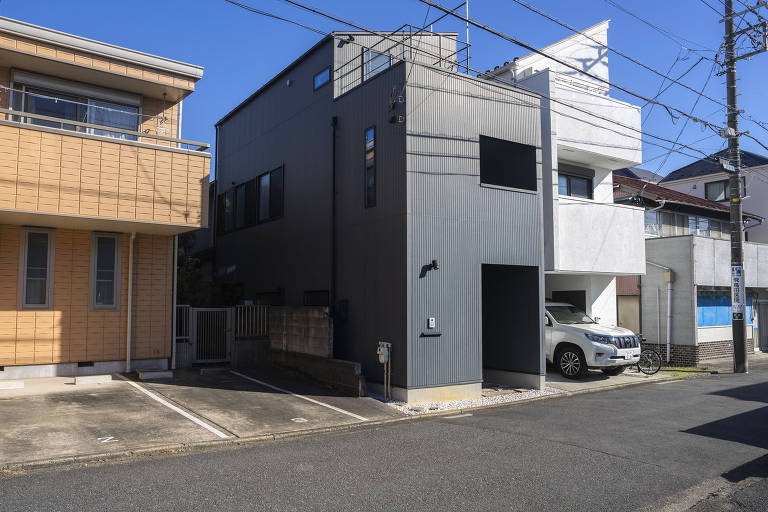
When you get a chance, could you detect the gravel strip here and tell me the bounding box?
[379,386,567,415]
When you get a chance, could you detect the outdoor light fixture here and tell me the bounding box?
[429,259,439,271]
[337,35,354,48]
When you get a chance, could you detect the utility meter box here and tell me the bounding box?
[377,341,391,364]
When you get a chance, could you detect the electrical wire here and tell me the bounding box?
[420,0,726,133]
[224,0,717,162]
[603,0,720,52]
[654,60,719,174]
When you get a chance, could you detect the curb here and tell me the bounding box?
[0,371,706,474]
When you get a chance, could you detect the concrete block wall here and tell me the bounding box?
[269,306,331,358]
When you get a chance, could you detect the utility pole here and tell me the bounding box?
[722,0,768,373]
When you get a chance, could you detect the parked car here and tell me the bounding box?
[545,302,641,379]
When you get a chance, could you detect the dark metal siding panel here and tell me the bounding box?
[214,41,336,305]
[331,64,409,387]
[406,65,544,388]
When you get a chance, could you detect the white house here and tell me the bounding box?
[486,21,646,327]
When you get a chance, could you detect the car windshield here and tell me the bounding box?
[547,305,595,325]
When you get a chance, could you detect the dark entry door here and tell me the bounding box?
[482,264,541,375]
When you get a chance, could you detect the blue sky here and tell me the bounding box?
[2,0,766,178]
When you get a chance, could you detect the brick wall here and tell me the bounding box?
[641,338,753,367]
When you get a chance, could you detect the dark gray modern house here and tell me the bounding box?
[213,31,545,402]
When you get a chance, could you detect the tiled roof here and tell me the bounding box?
[659,149,768,183]
[613,174,761,220]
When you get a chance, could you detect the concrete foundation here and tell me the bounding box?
[483,369,545,390]
[0,358,168,380]
[269,350,365,397]
[368,382,482,404]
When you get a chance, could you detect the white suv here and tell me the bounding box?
[545,302,641,379]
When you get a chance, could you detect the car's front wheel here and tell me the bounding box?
[556,346,587,379]
[601,366,626,376]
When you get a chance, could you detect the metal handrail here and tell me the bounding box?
[0,107,210,151]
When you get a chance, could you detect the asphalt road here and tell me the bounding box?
[2,369,767,511]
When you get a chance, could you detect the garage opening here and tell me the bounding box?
[482,264,543,388]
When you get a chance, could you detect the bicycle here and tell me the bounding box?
[637,348,662,375]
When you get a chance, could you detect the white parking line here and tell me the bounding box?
[230,370,369,422]
[114,374,229,439]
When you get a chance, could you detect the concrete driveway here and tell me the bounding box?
[546,365,680,393]
[0,367,400,468]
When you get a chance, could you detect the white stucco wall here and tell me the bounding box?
[557,198,646,274]
[692,236,768,287]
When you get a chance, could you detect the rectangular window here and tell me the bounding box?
[91,233,121,309]
[313,67,331,90]
[258,166,284,222]
[364,127,376,207]
[479,135,537,191]
[235,184,247,229]
[223,189,235,232]
[698,217,710,237]
[303,290,330,306]
[644,211,660,237]
[20,85,139,141]
[362,49,391,81]
[20,230,54,309]
[558,174,593,199]
[705,178,745,202]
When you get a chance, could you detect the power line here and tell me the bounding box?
[223,0,326,35]
[509,0,733,113]
[603,0,719,52]
[223,0,718,162]
[654,60,719,174]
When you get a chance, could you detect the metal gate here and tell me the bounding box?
[190,308,232,363]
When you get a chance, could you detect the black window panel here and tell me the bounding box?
[270,167,284,219]
[364,127,376,207]
[245,179,258,225]
[303,290,329,306]
[234,184,246,229]
[224,190,235,232]
[479,135,537,191]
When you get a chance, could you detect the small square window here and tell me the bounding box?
[313,67,331,90]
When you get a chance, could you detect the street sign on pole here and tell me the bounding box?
[731,265,744,320]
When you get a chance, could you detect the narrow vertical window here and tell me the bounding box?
[91,233,121,309]
[259,172,271,222]
[364,127,376,208]
[22,231,53,308]
[256,166,284,222]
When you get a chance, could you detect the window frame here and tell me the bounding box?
[18,228,56,310]
[361,49,391,82]
[558,173,594,199]
[704,177,746,202]
[257,165,285,223]
[90,232,122,311]
[313,66,331,90]
[364,125,376,208]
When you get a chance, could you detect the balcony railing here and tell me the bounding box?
[0,107,209,151]
[0,109,210,230]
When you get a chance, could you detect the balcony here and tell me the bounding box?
[0,107,210,235]
[552,75,642,169]
[555,198,645,274]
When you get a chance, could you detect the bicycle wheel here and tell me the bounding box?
[637,349,662,375]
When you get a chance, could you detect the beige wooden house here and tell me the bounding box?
[0,17,210,378]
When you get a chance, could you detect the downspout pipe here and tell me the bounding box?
[126,232,136,373]
[647,260,674,363]
[330,116,338,316]
[171,235,178,370]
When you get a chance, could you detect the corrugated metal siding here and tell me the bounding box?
[406,64,543,388]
